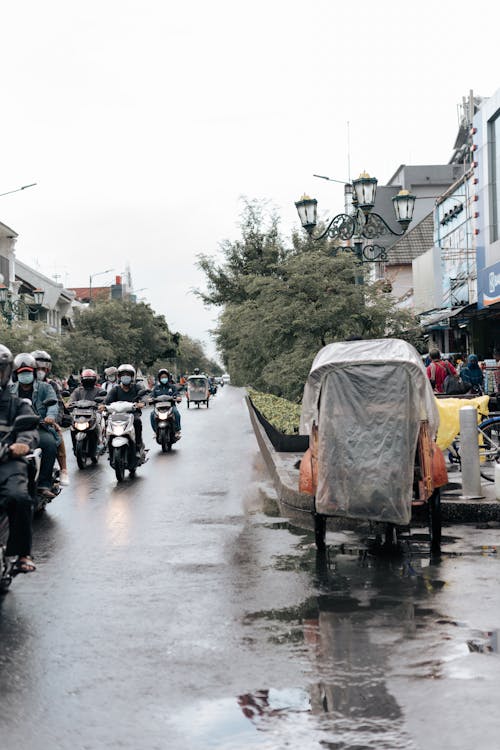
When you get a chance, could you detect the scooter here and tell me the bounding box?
[105,401,147,482]
[69,395,106,469]
[151,395,178,452]
[0,412,42,592]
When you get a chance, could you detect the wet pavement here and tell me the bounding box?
[1,386,499,749]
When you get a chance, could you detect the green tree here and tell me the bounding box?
[199,199,422,400]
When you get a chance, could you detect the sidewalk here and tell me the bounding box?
[246,396,500,524]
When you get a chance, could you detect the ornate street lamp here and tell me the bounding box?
[295,172,416,261]
[0,284,45,326]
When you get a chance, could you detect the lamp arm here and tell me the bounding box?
[362,212,406,239]
[306,213,357,241]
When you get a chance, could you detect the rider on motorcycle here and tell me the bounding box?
[105,364,145,454]
[102,366,118,394]
[31,349,69,487]
[10,353,60,499]
[69,368,104,403]
[149,369,181,438]
[0,345,39,574]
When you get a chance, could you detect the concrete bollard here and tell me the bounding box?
[459,405,483,499]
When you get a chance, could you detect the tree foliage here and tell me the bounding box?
[198,200,423,401]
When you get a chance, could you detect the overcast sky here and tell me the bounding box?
[0,0,499,360]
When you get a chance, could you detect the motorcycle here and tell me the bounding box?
[69,393,106,469]
[151,395,179,452]
[0,412,42,592]
[104,397,148,482]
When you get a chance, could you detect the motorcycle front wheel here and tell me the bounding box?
[114,446,126,482]
[75,440,87,470]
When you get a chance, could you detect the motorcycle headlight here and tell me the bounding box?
[113,424,125,435]
[75,422,90,431]
[158,412,169,420]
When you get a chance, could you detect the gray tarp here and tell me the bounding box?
[300,339,439,524]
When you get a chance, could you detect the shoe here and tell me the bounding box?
[175,432,181,440]
[38,487,56,499]
[59,470,70,486]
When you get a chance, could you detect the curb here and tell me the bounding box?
[245,395,500,525]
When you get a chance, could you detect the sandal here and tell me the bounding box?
[12,556,36,575]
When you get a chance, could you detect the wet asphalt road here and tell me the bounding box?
[1,386,500,750]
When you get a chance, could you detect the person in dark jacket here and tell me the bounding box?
[105,364,145,450]
[10,353,59,498]
[460,354,484,394]
[0,345,39,574]
[149,369,181,436]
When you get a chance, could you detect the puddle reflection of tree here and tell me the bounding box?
[241,547,443,745]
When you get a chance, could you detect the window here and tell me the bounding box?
[489,111,500,242]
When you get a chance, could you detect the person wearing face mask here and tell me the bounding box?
[10,353,60,499]
[0,345,40,574]
[105,364,145,453]
[69,368,104,403]
[149,368,181,438]
[102,366,118,394]
[31,350,70,487]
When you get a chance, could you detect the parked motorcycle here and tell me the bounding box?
[0,412,41,592]
[105,398,147,482]
[69,394,106,469]
[151,395,179,452]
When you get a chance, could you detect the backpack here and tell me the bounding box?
[443,372,468,395]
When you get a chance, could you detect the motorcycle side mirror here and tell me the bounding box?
[13,414,40,431]
[61,390,70,397]
[137,389,149,398]
[98,389,107,396]
[94,395,106,403]
[43,398,57,407]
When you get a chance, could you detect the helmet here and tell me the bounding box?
[193,367,200,375]
[104,366,118,378]
[158,368,170,380]
[81,368,97,389]
[0,345,13,388]
[12,352,36,383]
[31,349,52,372]
[118,363,136,381]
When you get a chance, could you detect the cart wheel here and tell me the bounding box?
[314,514,326,550]
[428,489,442,553]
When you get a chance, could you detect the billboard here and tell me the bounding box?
[478,259,500,307]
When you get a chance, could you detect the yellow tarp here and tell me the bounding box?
[435,396,490,450]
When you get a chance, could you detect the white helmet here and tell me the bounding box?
[117,363,136,381]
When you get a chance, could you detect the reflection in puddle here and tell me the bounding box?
[238,548,442,748]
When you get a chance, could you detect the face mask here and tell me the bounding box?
[37,370,47,381]
[108,375,116,383]
[18,371,34,385]
[160,378,168,384]
[120,376,132,386]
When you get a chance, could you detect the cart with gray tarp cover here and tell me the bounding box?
[299,338,446,550]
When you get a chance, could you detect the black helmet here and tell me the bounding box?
[193,367,200,375]
[158,368,170,380]
[12,352,36,383]
[0,345,13,388]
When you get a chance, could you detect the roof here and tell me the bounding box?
[69,286,110,303]
[385,213,434,265]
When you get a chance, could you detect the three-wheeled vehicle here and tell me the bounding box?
[186,375,210,409]
[298,339,447,552]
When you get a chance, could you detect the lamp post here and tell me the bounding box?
[0,284,45,326]
[295,172,416,262]
[89,268,113,304]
